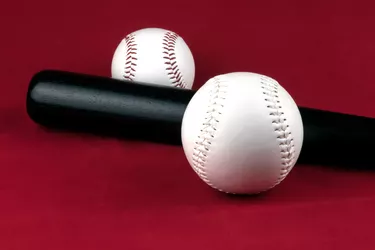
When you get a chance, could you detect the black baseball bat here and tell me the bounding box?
[26,70,375,168]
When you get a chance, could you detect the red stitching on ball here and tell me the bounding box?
[163,32,185,88]
[123,33,137,81]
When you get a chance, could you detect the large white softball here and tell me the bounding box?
[181,72,304,194]
[111,27,195,89]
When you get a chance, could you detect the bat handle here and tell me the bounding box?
[298,107,375,168]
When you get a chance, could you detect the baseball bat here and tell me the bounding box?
[26,70,375,168]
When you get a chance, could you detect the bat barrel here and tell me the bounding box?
[26,70,375,168]
[26,70,194,144]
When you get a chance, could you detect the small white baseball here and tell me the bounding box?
[181,72,304,194]
[111,27,195,89]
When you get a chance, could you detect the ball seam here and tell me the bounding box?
[260,75,296,191]
[162,31,186,88]
[191,76,228,192]
[123,33,137,81]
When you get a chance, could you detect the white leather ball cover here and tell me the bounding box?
[181,72,304,194]
[111,27,195,89]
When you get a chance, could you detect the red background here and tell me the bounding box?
[1,0,375,249]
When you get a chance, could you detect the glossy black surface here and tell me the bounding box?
[27,70,375,168]
[298,107,375,168]
[27,70,195,145]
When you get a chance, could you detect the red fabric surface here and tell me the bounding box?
[1,0,375,249]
